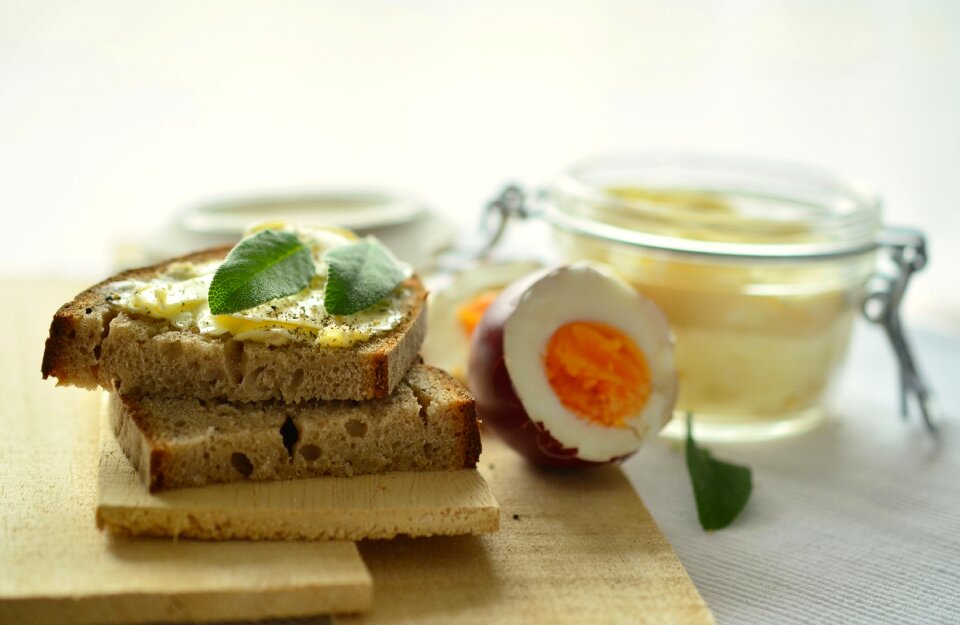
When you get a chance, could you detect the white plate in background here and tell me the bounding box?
[116,189,455,273]
[178,189,427,235]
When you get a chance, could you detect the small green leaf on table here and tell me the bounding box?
[685,414,753,531]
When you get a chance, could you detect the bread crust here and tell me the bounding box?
[405,364,482,471]
[42,246,427,402]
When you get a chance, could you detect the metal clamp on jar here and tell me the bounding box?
[480,153,937,442]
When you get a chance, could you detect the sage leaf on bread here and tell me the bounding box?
[686,414,752,531]
[324,238,406,315]
[208,230,315,315]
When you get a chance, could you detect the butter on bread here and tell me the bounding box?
[42,245,427,402]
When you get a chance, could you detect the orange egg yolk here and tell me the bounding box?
[456,290,500,338]
[543,321,652,428]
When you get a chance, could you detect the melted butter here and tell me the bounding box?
[110,224,413,347]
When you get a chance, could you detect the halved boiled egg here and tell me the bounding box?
[467,262,677,467]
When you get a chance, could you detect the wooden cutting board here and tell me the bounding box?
[0,280,373,624]
[336,432,715,625]
[2,278,714,625]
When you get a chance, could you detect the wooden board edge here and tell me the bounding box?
[95,504,501,541]
[0,582,373,625]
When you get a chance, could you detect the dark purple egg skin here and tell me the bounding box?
[466,270,620,469]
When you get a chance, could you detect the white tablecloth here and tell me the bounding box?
[625,323,959,625]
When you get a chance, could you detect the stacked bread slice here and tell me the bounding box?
[42,243,481,494]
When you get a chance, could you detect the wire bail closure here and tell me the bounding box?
[480,184,938,434]
[863,228,938,433]
[479,184,531,258]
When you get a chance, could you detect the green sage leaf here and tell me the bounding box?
[207,230,315,315]
[686,414,753,531]
[324,238,406,315]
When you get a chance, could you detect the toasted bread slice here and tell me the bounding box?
[109,364,481,492]
[42,246,427,402]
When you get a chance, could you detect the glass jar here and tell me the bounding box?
[485,154,933,442]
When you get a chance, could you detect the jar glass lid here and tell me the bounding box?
[548,153,884,260]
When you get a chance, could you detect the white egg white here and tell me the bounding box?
[502,262,677,462]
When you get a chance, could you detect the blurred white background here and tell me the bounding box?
[1,0,958,328]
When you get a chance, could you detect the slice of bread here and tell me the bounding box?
[41,246,427,402]
[110,364,481,492]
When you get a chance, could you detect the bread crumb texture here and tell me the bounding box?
[110,364,481,492]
